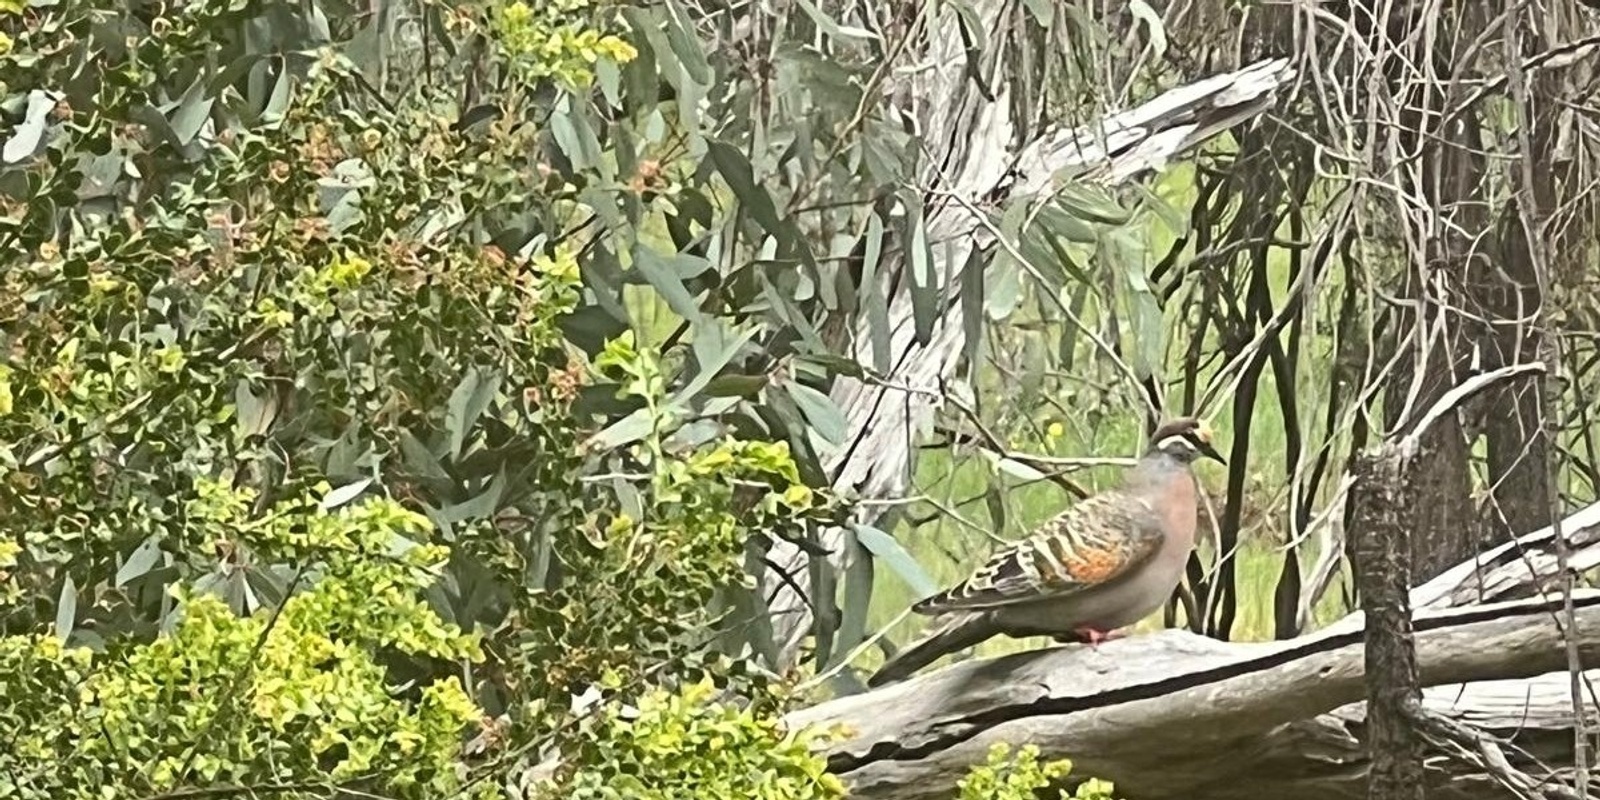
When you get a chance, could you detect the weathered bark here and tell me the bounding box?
[1481,196,1552,542]
[786,500,1600,800]
[1349,451,1424,800]
[763,48,1298,664]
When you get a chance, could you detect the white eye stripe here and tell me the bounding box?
[1157,435,1198,451]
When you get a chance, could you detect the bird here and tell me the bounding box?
[866,417,1225,687]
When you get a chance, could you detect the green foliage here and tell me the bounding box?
[0,0,1131,793]
[545,675,847,799]
[0,0,873,789]
[506,329,845,736]
[0,0,848,793]
[0,495,484,799]
[493,0,638,87]
[957,742,1119,800]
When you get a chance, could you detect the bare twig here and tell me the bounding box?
[1401,700,1590,800]
[1396,361,1549,457]
[1503,5,1591,793]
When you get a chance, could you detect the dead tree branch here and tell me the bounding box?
[786,502,1600,800]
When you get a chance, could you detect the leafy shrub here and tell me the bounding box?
[543,675,847,800]
[957,742,1120,800]
[0,0,1122,794]
[0,494,485,799]
[0,0,850,790]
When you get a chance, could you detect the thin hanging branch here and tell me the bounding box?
[761,47,1298,664]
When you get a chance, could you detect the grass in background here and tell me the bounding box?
[862,430,1354,675]
[617,132,1363,675]
[858,159,1359,673]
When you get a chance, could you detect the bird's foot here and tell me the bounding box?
[1055,627,1124,651]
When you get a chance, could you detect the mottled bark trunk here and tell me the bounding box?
[1349,451,1424,800]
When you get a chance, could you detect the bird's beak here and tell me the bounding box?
[1198,440,1227,465]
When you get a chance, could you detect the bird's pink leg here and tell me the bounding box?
[1072,627,1126,650]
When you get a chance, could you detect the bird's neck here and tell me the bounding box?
[1128,452,1201,549]
[1126,451,1189,489]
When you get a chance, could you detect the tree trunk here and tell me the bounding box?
[1348,450,1424,799]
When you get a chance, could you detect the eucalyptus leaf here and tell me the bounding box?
[633,244,704,323]
[398,429,450,481]
[438,471,507,524]
[1036,199,1102,244]
[986,249,1022,321]
[786,381,847,446]
[707,139,783,235]
[234,380,278,439]
[982,448,1048,482]
[445,367,502,460]
[261,64,292,124]
[55,575,77,644]
[595,57,623,107]
[611,476,645,520]
[860,212,892,372]
[588,408,657,450]
[904,192,937,345]
[959,243,986,379]
[170,78,215,146]
[794,352,867,379]
[829,532,875,669]
[660,0,713,85]
[3,90,59,165]
[1054,183,1132,225]
[1135,182,1189,235]
[808,540,840,665]
[675,319,759,401]
[1107,228,1165,381]
[115,535,164,588]
[546,98,610,180]
[792,0,879,40]
[1021,0,1054,25]
[320,477,374,510]
[947,0,988,54]
[853,524,938,598]
[702,374,768,397]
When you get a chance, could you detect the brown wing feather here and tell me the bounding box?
[912,491,1165,614]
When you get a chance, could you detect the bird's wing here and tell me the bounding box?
[912,491,1165,614]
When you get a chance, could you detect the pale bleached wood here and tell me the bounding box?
[786,595,1600,800]
[1410,500,1600,609]
[785,501,1600,799]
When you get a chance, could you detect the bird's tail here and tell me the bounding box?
[866,611,996,688]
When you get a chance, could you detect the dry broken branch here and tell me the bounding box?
[786,501,1600,800]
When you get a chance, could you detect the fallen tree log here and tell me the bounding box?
[786,501,1600,800]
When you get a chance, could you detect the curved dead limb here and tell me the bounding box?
[787,596,1600,800]
[784,501,1600,800]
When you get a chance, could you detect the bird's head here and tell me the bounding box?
[1149,417,1226,465]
